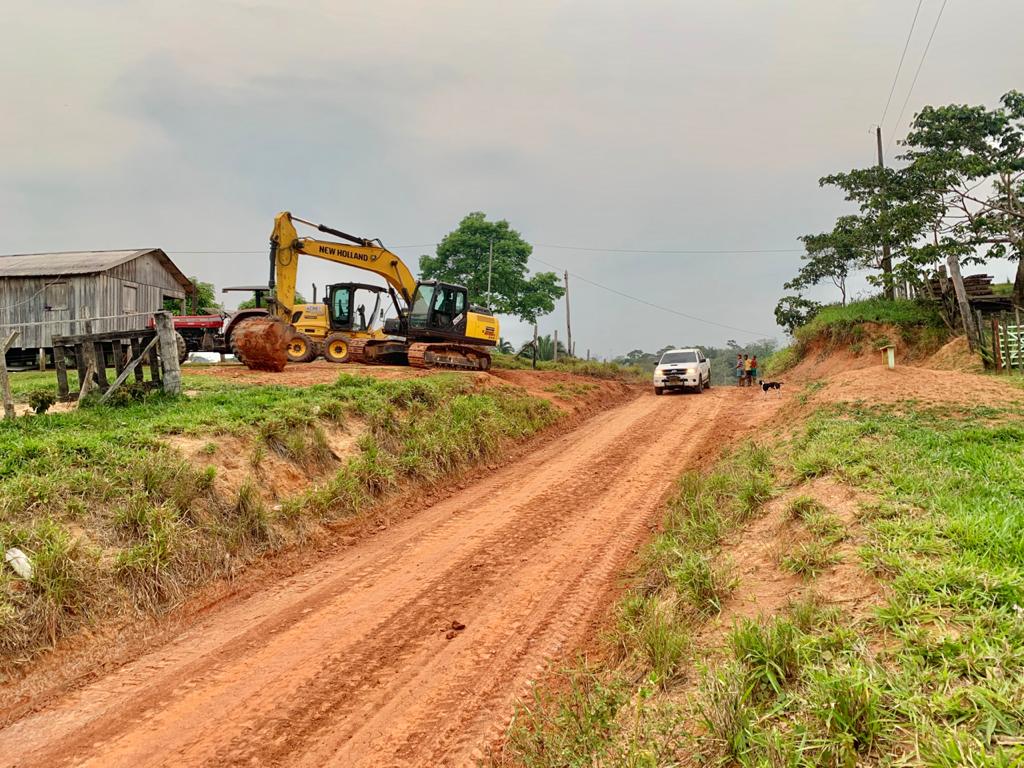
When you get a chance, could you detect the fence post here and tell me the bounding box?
[993,317,1003,371]
[154,312,182,395]
[947,254,979,351]
[1011,309,1019,376]
[1,332,19,419]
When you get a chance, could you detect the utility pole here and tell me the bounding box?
[876,126,895,300]
[487,238,493,309]
[563,270,572,361]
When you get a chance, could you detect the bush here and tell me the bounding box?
[27,389,56,414]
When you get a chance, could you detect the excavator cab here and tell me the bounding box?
[326,283,388,333]
[408,281,469,338]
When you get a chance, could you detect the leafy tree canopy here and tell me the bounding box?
[774,295,822,336]
[237,290,306,310]
[420,212,565,323]
[164,276,222,315]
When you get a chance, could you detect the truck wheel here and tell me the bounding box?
[654,386,664,396]
[323,333,351,364]
[695,377,704,394]
[705,374,712,389]
[286,333,316,363]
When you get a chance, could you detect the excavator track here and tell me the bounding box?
[348,338,409,366]
[407,343,491,371]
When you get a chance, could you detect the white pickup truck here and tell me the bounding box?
[652,348,711,395]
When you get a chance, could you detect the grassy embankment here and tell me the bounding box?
[491,352,648,381]
[500,399,1024,766]
[0,372,557,664]
[764,298,949,377]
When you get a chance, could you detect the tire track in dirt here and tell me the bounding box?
[0,389,759,768]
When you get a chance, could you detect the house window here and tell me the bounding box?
[122,284,137,314]
[44,282,68,311]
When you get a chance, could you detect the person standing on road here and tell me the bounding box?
[735,353,745,386]
[749,355,759,386]
[742,354,752,387]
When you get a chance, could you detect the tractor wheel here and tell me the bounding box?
[286,333,316,363]
[323,333,351,364]
[174,331,188,364]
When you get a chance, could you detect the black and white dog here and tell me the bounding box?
[758,379,782,395]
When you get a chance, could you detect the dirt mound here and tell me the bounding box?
[810,365,1024,409]
[784,322,945,384]
[925,335,984,373]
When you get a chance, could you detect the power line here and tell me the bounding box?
[534,243,802,254]
[890,0,950,147]
[529,255,775,338]
[168,243,802,256]
[879,0,925,130]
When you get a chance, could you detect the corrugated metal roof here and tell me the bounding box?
[0,249,193,293]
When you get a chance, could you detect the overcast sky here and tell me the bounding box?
[4,1,1022,356]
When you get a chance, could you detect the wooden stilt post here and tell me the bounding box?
[130,337,144,383]
[38,348,46,372]
[55,346,70,401]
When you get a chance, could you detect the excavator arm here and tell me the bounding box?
[268,212,417,317]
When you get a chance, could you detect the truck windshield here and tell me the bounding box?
[660,351,697,364]
[409,284,434,328]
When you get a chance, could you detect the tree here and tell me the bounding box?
[496,337,514,354]
[774,295,822,335]
[420,212,565,323]
[164,276,221,315]
[789,217,869,305]
[901,91,1024,304]
[518,334,567,362]
[817,164,938,298]
[237,290,307,310]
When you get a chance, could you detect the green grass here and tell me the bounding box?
[499,400,1024,767]
[0,371,558,663]
[762,344,801,376]
[490,352,647,381]
[794,298,945,344]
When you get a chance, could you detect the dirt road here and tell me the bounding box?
[1,388,771,768]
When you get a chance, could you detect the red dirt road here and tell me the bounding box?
[0,388,768,768]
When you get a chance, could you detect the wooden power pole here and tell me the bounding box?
[563,270,572,361]
[876,126,895,301]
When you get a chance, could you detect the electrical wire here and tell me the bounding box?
[879,0,925,131]
[529,254,776,338]
[533,244,802,254]
[890,0,950,147]
[168,243,802,256]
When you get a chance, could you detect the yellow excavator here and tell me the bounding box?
[231,212,499,371]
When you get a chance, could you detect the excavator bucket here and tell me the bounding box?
[230,317,295,372]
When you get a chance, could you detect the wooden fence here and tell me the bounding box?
[0,312,182,418]
[978,309,1024,373]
